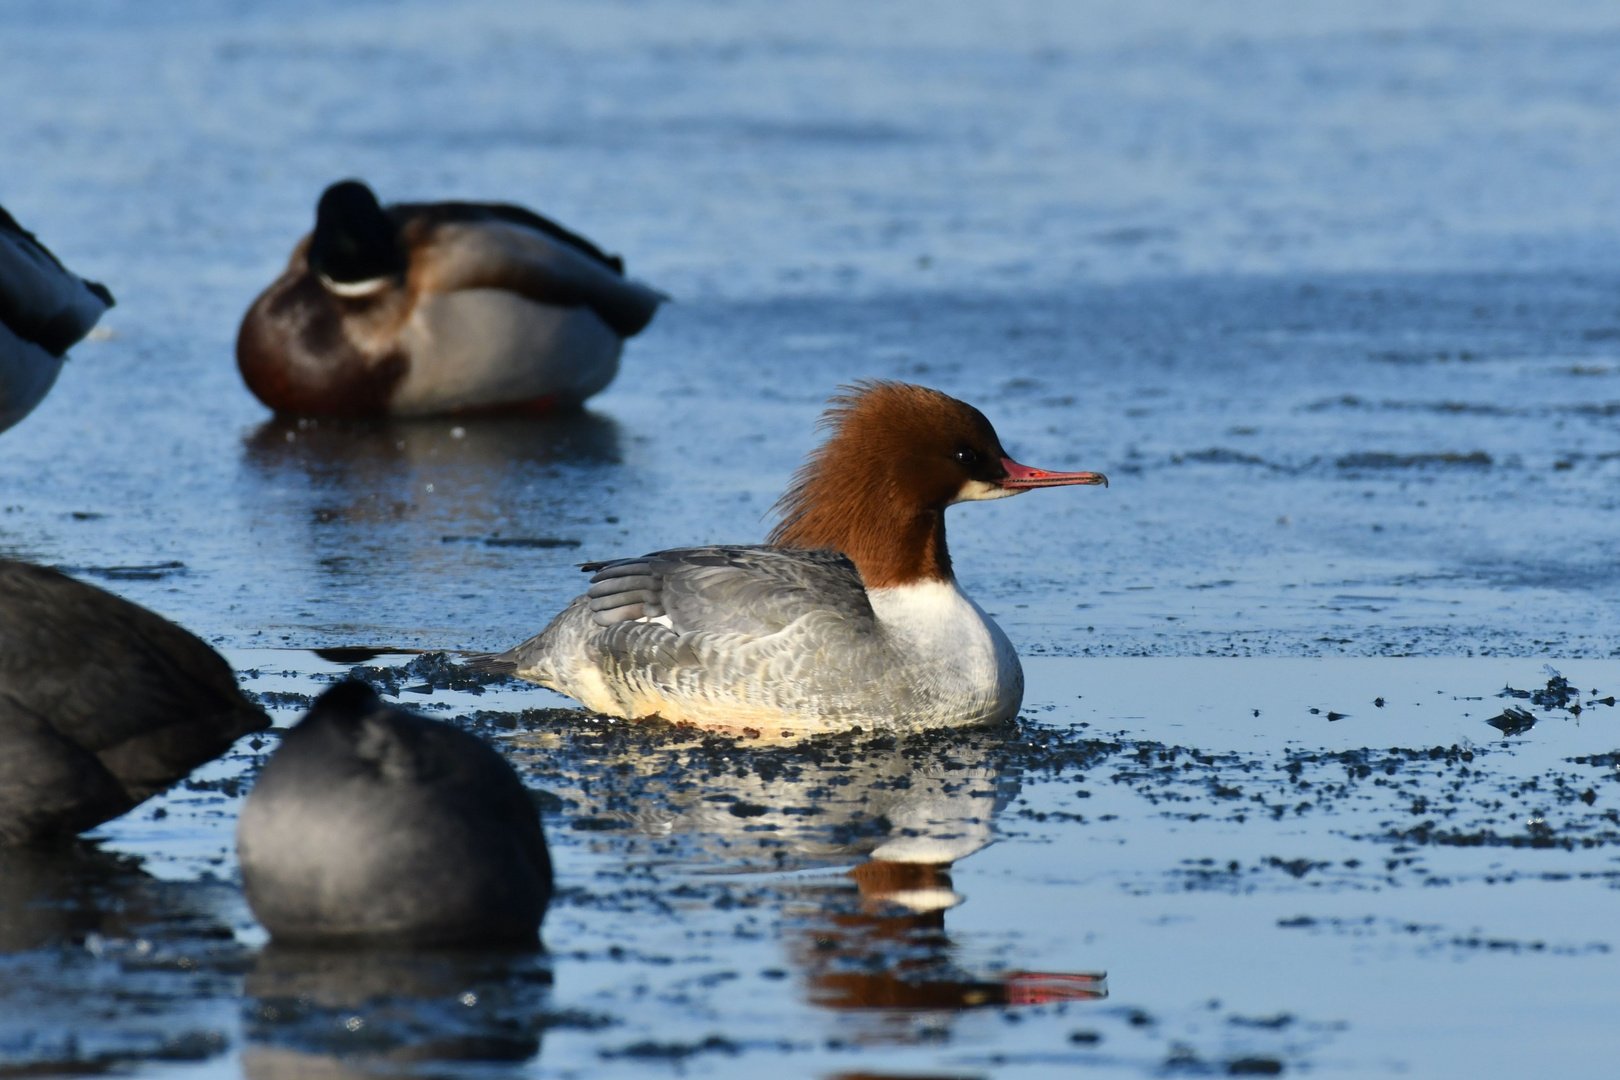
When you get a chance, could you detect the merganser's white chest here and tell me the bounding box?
[867,579,1024,726]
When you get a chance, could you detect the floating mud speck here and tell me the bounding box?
[1498,666,1610,715]
[1336,451,1492,469]
[310,647,416,664]
[339,651,519,697]
[442,535,583,549]
[54,560,186,581]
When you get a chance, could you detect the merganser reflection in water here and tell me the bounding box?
[795,860,1106,1016]
[480,381,1107,733]
[502,710,1106,1033]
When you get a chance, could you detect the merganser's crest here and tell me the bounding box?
[480,381,1106,734]
[769,381,1015,588]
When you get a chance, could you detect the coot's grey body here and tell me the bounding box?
[237,682,551,948]
[0,206,114,434]
[0,560,267,845]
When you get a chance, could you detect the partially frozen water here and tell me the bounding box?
[2,653,1612,1078]
[3,1,1620,1076]
[3,1,1620,658]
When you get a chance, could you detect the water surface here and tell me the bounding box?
[2,653,1610,1078]
[2,3,1619,1076]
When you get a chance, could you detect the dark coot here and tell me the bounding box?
[237,681,551,948]
[0,560,268,845]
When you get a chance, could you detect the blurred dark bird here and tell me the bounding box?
[0,206,114,434]
[237,179,663,417]
[237,681,551,948]
[0,561,267,845]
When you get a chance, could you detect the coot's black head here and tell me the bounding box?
[308,180,404,284]
[305,678,383,726]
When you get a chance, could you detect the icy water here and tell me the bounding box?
[4,652,1616,1078]
[3,1,1620,1077]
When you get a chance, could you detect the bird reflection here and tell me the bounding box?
[507,718,1105,1039]
[241,946,555,1079]
[236,411,623,601]
[240,411,621,530]
[244,409,622,474]
[506,722,1021,870]
[790,859,1105,1019]
[0,844,244,1073]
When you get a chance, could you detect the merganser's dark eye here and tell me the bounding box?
[954,448,980,468]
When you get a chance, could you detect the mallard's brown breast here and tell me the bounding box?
[236,250,411,416]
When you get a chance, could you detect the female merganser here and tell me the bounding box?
[0,206,114,435]
[481,381,1106,733]
[0,560,266,845]
[237,179,664,417]
[237,681,551,947]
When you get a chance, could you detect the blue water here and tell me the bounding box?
[2,2,1620,1077]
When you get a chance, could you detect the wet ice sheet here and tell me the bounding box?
[0,653,1609,1078]
[2,2,1620,1073]
[4,276,1620,660]
[3,3,1620,657]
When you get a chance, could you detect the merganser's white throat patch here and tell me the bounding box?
[950,478,1022,504]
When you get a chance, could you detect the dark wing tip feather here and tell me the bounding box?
[462,653,519,678]
[584,557,660,584]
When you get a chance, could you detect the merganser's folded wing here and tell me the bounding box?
[582,545,874,637]
[475,546,891,724]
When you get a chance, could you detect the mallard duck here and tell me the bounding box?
[237,681,551,947]
[0,206,114,434]
[0,561,266,846]
[237,179,663,416]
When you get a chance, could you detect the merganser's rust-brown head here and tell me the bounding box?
[768,381,1106,589]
